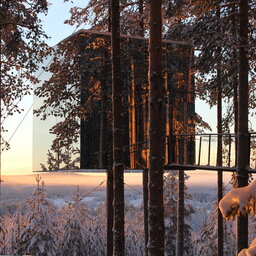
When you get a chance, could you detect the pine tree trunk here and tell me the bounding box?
[106,168,114,256]
[111,0,125,254]
[216,6,223,256]
[143,168,149,256]
[80,55,90,169]
[129,60,136,169]
[138,0,144,36]
[177,55,188,255]
[177,170,184,256]
[232,3,239,168]
[237,0,249,253]
[137,0,145,169]
[0,40,1,201]
[148,0,165,254]
[217,96,223,256]
[106,5,114,254]
[99,81,104,168]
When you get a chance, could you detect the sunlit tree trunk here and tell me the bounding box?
[216,5,223,256]
[177,50,187,256]
[111,0,125,255]
[237,0,249,253]
[148,0,165,255]
[129,60,136,168]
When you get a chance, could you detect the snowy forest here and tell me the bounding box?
[1,0,256,256]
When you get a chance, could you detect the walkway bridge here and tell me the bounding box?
[125,132,256,173]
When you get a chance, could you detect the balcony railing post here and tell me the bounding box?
[198,136,202,165]
[208,135,211,165]
[248,133,251,167]
[228,134,232,167]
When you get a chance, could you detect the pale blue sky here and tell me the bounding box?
[2,1,87,175]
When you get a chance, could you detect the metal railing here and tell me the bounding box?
[82,132,256,172]
[166,132,256,171]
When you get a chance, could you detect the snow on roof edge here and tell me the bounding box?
[59,29,188,46]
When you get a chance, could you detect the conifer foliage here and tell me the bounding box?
[0,0,50,117]
[58,186,93,256]
[16,176,56,256]
[164,172,194,256]
[0,178,156,256]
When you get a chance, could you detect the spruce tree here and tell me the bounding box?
[58,186,93,256]
[17,177,56,256]
[164,172,194,256]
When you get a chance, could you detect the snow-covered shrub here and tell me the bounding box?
[219,180,256,255]
[0,215,13,254]
[4,209,27,254]
[16,176,57,256]
[219,180,256,220]
[57,186,96,256]
[164,172,194,255]
[238,238,256,256]
[88,203,106,255]
[192,204,236,256]
[125,204,145,256]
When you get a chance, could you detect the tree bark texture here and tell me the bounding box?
[129,60,136,169]
[148,0,165,255]
[80,42,90,169]
[138,0,144,36]
[177,170,184,256]
[111,0,125,255]
[106,168,114,256]
[177,53,188,256]
[217,51,223,256]
[216,6,223,255]
[237,0,249,253]
[143,168,149,256]
[231,3,239,168]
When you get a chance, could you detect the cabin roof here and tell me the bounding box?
[60,29,188,46]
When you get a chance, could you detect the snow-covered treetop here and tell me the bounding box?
[219,181,256,220]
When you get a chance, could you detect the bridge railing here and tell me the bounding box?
[167,132,256,170]
[98,132,256,171]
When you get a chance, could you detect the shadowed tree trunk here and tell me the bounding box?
[177,169,184,256]
[237,0,249,253]
[106,2,114,255]
[148,0,165,255]
[111,0,125,255]
[231,2,239,168]
[143,168,149,256]
[106,168,114,256]
[217,84,223,256]
[139,0,144,36]
[216,5,223,256]
[177,54,187,256]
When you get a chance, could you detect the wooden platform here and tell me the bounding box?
[165,163,256,173]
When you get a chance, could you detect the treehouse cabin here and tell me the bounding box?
[33,30,195,171]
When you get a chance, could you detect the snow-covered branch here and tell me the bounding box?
[238,238,256,256]
[219,181,256,220]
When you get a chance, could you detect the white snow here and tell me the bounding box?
[238,238,256,256]
[219,181,256,220]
